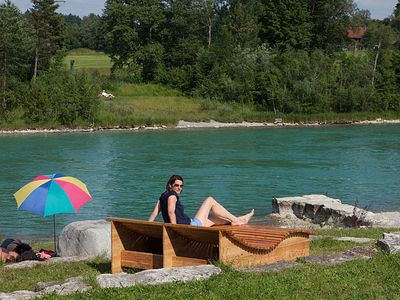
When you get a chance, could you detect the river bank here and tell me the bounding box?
[1,118,400,135]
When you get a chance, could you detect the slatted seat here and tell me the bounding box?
[107,218,314,273]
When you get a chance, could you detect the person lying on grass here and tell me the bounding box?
[148,175,254,227]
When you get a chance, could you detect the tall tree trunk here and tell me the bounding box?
[371,41,381,87]
[33,29,40,82]
[2,53,7,110]
[207,15,212,48]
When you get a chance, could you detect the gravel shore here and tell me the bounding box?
[0,118,399,135]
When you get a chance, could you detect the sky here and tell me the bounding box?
[0,0,398,20]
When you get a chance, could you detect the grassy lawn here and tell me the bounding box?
[64,48,112,76]
[1,228,399,299]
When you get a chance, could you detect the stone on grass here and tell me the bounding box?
[58,220,111,258]
[5,256,91,269]
[334,237,374,243]
[0,277,91,300]
[97,265,221,289]
[377,232,400,254]
[36,276,92,296]
[242,260,301,273]
[304,246,377,265]
[0,290,36,300]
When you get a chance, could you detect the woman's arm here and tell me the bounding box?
[167,195,177,224]
[148,200,160,221]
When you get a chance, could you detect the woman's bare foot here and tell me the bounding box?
[232,209,254,225]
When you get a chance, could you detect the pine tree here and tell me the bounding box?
[29,0,65,82]
[260,0,312,50]
[0,0,33,114]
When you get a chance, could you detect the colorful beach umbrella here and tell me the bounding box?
[13,173,92,252]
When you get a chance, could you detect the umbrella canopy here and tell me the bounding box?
[14,173,92,217]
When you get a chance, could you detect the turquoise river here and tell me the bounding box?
[0,124,399,240]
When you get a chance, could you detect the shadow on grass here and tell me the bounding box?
[86,261,111,274]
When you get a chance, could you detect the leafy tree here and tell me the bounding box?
[0,1,33,116]
[104,0,166,72]
[64,14,82,50]
[392,0,400,33]
[374,50,400,111]
[29,0,65,81]
[81,14,106,50]
[225,0,262,49]
[308,0,355,51]
[25,67,99,125]
[259,0,312,50]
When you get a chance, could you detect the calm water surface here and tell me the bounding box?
[0,125,399,240]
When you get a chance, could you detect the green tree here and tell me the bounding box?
[81,14,106,50]
[0,1,33,116]
[391,0,400,33]
[29,0,65,81]
[104,0,166,72]
[308,0,355,51]
[25,67,99,125]
[64,14,82,50]
[226,0,262,49]
[259,0,312,50]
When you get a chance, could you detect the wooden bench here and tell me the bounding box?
[107,217,314,273]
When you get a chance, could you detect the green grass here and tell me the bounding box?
[64,48,112,75]
[44,253,400,299]
[1,229,399,299]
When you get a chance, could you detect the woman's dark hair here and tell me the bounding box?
[166,175,184,191]
[14,243,32,255]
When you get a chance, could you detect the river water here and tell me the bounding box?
[0,125,399,240]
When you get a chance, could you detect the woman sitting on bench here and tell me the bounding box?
[148,175,254,227]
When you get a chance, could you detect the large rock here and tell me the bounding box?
[58,220,111,258]
[377,232,400,254]
[97,265,222,289]
[270,194,400,228]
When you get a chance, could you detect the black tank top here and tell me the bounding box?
[159,190,191,225]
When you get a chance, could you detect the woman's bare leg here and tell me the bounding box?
[194,196,254,226]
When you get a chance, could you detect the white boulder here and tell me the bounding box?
[270,194,400,228]
[58,220,111,258]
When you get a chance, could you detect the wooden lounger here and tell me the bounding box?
[107,218,314,274]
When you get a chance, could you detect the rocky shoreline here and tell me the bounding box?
[270,194,400,229]
[0,118,399,135]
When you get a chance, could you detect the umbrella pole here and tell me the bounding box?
[53,215,57,255]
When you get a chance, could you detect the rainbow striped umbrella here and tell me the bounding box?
[14,174,92,252]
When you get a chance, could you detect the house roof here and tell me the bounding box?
[346,26,367,39]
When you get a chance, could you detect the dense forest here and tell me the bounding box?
[1,0,400,125]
